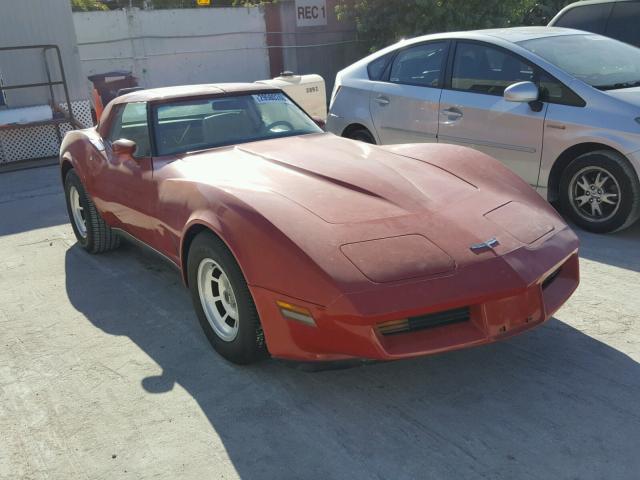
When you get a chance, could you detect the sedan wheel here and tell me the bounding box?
[568,166,621,223]
[559,150,640,233]
[345,127,375,144]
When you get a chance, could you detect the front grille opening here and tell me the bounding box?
[542,267,562,290]
[378,306,470,336]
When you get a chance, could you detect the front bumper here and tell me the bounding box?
[250,228,579,362]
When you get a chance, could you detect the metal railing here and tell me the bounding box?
[0,44,81,137]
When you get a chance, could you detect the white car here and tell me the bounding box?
[327,27,640,233]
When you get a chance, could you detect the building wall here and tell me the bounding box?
[0,0,88,107]
[268,0,365,100]
[0,0,91,164]
[73,2,362,100]
[73,7,271,90]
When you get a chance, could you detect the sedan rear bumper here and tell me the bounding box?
[250,228,579,362]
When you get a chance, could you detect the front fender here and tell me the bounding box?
[59,129,104,193]
[176,184,345,307]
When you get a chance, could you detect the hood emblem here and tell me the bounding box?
[470,237,499,252]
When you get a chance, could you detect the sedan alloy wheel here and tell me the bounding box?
[568,166,621,223]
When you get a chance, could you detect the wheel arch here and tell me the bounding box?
[342,123,376,143]
[180,220,235,287]
[547,143,624,203]
[60,153,74,183]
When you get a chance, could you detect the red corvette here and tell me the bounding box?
[60,84,579,364]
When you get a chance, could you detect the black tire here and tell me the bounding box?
[64,169,120,253]
[559,150,640,233]
[344,127,376,144]
[187,231,267,364]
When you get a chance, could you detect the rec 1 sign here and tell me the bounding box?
[295,0,328,27]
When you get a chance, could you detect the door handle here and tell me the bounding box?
[375,95,390,105]
[441,107,463,119]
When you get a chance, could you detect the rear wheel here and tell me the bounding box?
[559,150,640,233]
[187,231,267,364]
[344,126,375,144]
[64,169,120,252]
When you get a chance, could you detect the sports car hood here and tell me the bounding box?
[234,134,478,224]
[177,133,570,285]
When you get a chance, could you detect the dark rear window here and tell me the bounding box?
[552,2,613,33]
[367,53,393,80]
[606,2,640,47]
[389,42,448,88]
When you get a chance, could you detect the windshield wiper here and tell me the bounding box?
[594,80,640,91]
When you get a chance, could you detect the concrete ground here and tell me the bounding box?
[1,165,639,480]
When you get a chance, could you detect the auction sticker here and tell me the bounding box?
[253,93,288,103]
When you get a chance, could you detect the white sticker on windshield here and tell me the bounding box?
[253,92,288,104]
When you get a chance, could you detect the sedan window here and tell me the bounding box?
[389,42,447,88]
[153,92,322,156]
[367,52,394,80]
[538,72,586,107]
[451,42,534,96]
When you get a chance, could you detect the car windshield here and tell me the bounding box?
[152,92,322,155]
[518,34,640,90]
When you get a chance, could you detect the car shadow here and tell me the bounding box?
[64,242,640,479]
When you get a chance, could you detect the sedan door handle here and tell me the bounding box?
[375,95,390,105]
[441,108,463,119]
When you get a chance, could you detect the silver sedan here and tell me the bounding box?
[327,27,640,233]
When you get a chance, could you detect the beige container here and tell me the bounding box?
[256,73,327,120]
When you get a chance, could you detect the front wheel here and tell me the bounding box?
[559,150,640,233]
[187,231,268,364]
[64,169,120,252]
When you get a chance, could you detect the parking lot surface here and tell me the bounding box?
[1,165,639,480]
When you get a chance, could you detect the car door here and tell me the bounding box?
[370,41,449,144]
[94,101,157,243]
[438,41,547,186]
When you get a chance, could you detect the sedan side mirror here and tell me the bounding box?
[504,81,539,103]
[112,138,137,157]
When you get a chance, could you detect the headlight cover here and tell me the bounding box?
[484,201,554,244]
[340,234,455,283]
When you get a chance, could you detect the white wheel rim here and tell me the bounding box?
[69,186,87,238]
[197,258,239,342]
